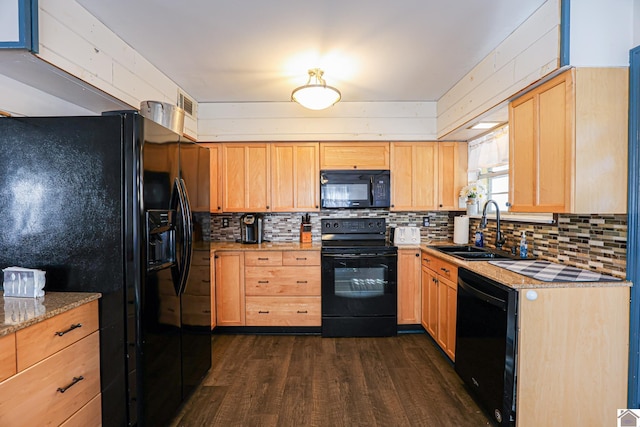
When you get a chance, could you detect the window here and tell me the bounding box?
[477,164,509,213]
[468,125,509,213]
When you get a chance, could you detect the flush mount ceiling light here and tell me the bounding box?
[291,68,341,110]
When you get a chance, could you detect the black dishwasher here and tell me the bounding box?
[455,268,517,426]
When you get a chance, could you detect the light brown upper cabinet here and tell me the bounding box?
[197,143,223,213]
[180,143,210,212]
[270,142,320,212]
[390,141,466,211]
[509,68,628,213]
[438,142,468,210]
[221,143,271,212]
[390,142,438,210]
[319,142,390,169]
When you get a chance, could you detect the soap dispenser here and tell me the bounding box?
[519,231,528,258]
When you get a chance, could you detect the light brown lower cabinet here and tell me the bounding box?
[214,249,321,327]
[515,286,629,427]
[0,300,101,427]
[420,250,456,360]
[397,248,422,324]
[215,251,246,326]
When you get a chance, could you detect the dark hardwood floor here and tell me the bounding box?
[171,333,493,426]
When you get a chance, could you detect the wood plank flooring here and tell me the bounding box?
[170,333,493,426]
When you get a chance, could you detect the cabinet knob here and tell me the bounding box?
[506,202,512,207]
[266,205,270,209]
[415,253,419,257]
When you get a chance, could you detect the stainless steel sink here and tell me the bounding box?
[428,245,486,253]
[428,245,531,261]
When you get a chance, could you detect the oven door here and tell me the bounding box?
[321,250,397,317]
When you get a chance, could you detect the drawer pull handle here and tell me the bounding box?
[258,280,269,284]
[57,376,84,393]
[258,310,270,314]
[296,280,307,284]
[55,323,82,337]
[297,310,308,314]
[423,258,430,263]
[440,267,450,274]
[258,257,269,261]
[296,257,307,261]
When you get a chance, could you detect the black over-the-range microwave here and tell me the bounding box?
[320,170,391,208]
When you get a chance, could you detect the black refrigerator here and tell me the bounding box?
[0,112,211,427]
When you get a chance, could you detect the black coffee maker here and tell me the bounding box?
[240,213,264,244]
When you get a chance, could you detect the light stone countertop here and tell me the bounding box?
[210,241,321,253]
[208,240,630,290]
[0,291,101,337]
[419,244,632,290]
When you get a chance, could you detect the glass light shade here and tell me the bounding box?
[292,84,341,110]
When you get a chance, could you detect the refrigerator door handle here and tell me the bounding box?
[170,177,190,296]
[177,178,193,295]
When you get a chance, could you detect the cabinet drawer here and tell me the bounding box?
[245,251,283,266]
[16,300,99,371]
[59,392,102,427]
[421,251,439,272]
[245,296,321,326]
[435,259,457,283]
[0,331,101,427]
[0,333,16,382]
[245,266,321,296]
[282,251,320,266]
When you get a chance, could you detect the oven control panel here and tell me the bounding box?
[321,218,386,235]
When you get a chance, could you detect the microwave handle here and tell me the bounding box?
[370,176,374,205]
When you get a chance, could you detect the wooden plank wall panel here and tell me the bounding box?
[36,0,198,138]
[198,102,438,142]
[437,0,560,138]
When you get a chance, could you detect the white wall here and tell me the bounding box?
[198,101,438,142]
[30,0,197,136]
[437,0,560,139]
[570,0,635,66]
[0,73,95,116]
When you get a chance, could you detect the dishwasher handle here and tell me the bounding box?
[458,278,507,310]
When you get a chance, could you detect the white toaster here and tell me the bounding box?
[392,226,421,245]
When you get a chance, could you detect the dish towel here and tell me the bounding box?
[488,260,622,282]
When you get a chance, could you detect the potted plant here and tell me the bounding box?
[460,182,487,215]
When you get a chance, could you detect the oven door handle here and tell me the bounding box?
[322,253,397,258]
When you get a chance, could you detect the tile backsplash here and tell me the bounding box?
[207,211,628,278]
[208,210,453,243]
[468,214,627,279]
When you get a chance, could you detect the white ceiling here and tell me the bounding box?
[76,0,547,105]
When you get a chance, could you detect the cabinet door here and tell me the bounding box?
[221,143,270,212]
[214,251,245,326]
[390,142,438,211]
[437,276,457,361]
[509,71,571,212]
[199,143,222,213]
[319,142,390,169]
[397,248,421,324]
[421,267,438,338]
[210,254,216,329]
[438,142,467,210]
[271,142,319,212]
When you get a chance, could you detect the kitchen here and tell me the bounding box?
[0,1,638,426]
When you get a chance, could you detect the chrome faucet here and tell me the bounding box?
[481,199,506,250]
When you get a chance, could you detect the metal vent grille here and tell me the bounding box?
[177,91,195,117]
